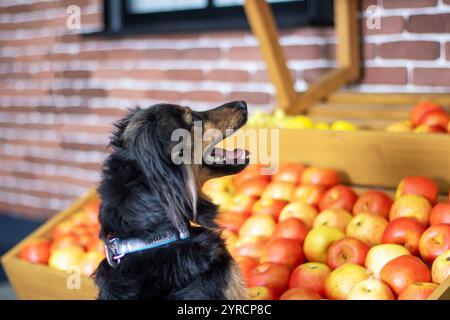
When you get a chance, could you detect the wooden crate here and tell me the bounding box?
[1,189,99,300]
[2,128,450,299]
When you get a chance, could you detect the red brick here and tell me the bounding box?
[360,67,408,85]
[181,48,221,60]
[79,88,108,97]
[146,90,183,101]
[413,68,450,86]
[128,69,167,80]
[407,14,450,33]
[383,0,437,8]
[228,92,271,105]
[362,16,404,35]
[107,49,142,60]
[142,49,179,60]
[379,41,440,60]
[444,0,450,4]
[94,69,126,78]
[166,69,204,81]
[207,69,249,82]
[183,91,224,102]
[251,69,296,83]
[284,45,320,60]
[60,70,91,78]
[108,89,145,100]
[361,0,378,11]
[446,43,450,60]
[226,47,262,60]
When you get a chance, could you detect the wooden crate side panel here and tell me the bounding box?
[3,257,97,300]
[428,276,450,300]
[328,92,450,106]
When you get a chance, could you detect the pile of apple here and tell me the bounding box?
[247,109,358,131]
[204,164,450,300]
[387,101,450,134]
[19,200,105,277]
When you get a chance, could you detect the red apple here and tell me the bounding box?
[234,236,269,259]
[347,279,395,300]
[261,181,296,202]
[236,176,270,198]
[233,164,269,186]
[278,201,318,228]
[289,262,330,297]
[380,255,431,296]
[410,101,443,127]
[390,194,432,225]
[238,214,276,240]
[418,109,449,130]
[430,203,450,225]
[414,124,447,133]
[260,238,305,270]
[251,198,286,221]
[319,185,358,212]
[381,217,426,255]
[419,224,450,264]
[279,287,321,300]
[235,256,259,285]
[313,208,353,232]
[272,163,305,184]
[395,176,439,205]
[353,191,393,218]
[50,234,79,253]
[217,211,250,233]
[431,249,450,284]
[397,282,438,300]
[301,167,340,188]
[326,237,370,269]
[19,239,51,264]
[272,218,309,243]
[224,194,257,214]
[222,230,238,255]
[247,262,291,296]
[248,286,278,300]
[292,184,326,207]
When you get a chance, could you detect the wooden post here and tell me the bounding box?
[244,0,361,114]
[244,0,297,111]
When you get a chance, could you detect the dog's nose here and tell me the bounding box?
[235,100,247,111]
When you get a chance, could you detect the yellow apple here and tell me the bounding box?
[48,246,84,272]
[325,263,369,300]
[313,209,353,232]
[432,250,450,284]
[238,214,276,240]
[279,201,318,228]
[303,226,344,263]
[347,278,395,300]
[283,116,314,129]
[365,244,410,278]
[346,213,388,246]
[315,122,330,130]
[386,120,413,133]
[331,120,357,131]
[390,194,432,225]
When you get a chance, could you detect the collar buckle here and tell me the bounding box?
[105,238,124,268]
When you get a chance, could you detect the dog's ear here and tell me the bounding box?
[110,107,141,148]
[130,119,195,233]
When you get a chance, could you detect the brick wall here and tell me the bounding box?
[1,0,450,220]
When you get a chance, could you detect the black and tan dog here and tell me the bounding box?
[95,101,250,299]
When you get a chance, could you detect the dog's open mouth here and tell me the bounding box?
[203,131,250,170]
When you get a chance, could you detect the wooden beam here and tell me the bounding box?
[244,0,297,110]
[334,0,360,81]
[289,68,351,114]
[328,92,450,106]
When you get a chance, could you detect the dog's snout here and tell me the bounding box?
[235,100,247,111]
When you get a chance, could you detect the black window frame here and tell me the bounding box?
[100,0,334,36]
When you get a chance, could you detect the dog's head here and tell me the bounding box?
[110,101,249,230]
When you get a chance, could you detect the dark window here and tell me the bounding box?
[101,0,333,36]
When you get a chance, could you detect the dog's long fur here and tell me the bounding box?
[95,102,248,299]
